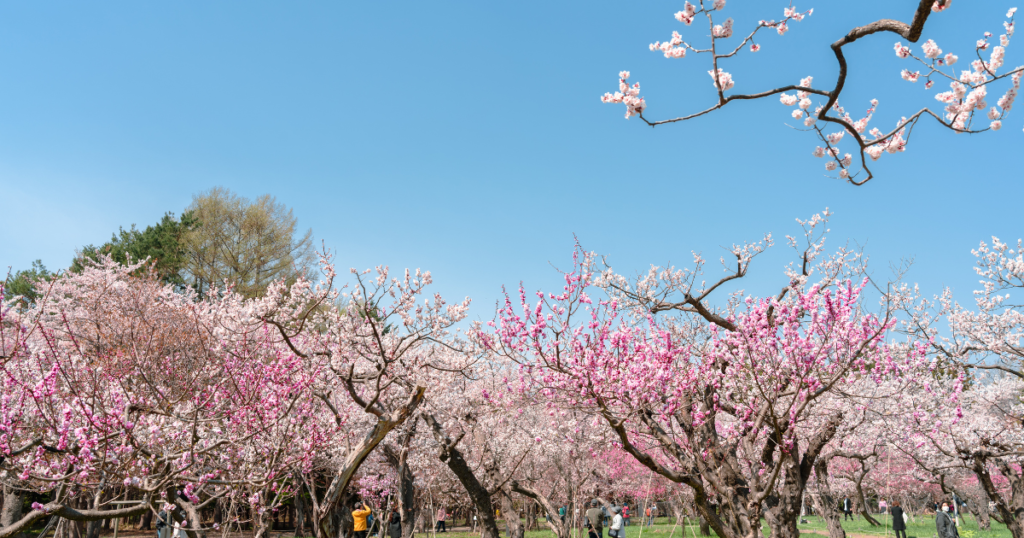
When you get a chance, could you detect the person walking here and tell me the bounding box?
[586,500,605,538]
[436,506,447,533]
[648,505,657,527]
[609,507,624,538]
[936,502,960,538]
[842,497,853,521]
[352,501,373,538]
[890,501,906,538]
[622,504,630,527]
[879,498,888,515]
[388,507,402,538]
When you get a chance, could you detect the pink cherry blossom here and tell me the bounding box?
[600,2,1024,185]
[707,68,735,91]
[922,39,942,58]
[712,18,734,38]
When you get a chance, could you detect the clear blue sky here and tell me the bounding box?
[1,0,1020,318]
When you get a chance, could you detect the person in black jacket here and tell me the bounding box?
[937,502,960,538]
[890,501,906,538]
[842,498,853,521]
[388,507,402,538]
[156,510,169,538]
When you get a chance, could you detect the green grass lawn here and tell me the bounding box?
[798,514,1009,538]
[429,518,713,538]
[424,514,1009,538]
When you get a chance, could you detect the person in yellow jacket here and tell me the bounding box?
[352,501,373,538]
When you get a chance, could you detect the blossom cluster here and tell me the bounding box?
[604,2,811,119]
[895,8,1020,132]
[600,71,646,119]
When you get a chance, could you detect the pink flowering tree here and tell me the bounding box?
[0,250,472,538]
[893,373,1024,537]
[479,211,926,538]
[0,259,328,538]
[418,358,543,538]
[251,256,472,538]
[600,1,1022,185]
[484,389,617,538]
[884,235,1024,538]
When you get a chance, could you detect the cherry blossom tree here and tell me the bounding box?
[252,256,472,538]
[883,236,1024,536]
[479,211,932,538]
[600,1,1022,185]
[0,259,328,538]
[0,250,473,538]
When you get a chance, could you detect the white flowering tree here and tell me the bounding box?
[600,0,1021,184]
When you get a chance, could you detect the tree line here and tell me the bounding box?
[5,186,315,305]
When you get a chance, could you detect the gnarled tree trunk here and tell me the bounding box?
[294,474,308,538]
[510,481,569,538]
[382,429,418,538]
[853,474,880,526]
[972,454,1024,538]
[811,459,847,538]
[498,493,523,538]
[0,486,25,538]
[312,389,425,538]
[421,413,500,538]
[763,416,842,538]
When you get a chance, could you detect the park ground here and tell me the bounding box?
[421,514,1007,538]
[66,514,1006,538]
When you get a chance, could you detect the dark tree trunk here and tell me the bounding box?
[1,485,24,537]
[972,455,1024,538]
[967,500,990,530]
[763,416,842,538]
[525,503,537,531]
[510,482,569,538]
[854,477,880,526]
[294,476,307,538]
[811,460,847,538]
[142,508,154,531]
[698,514,711,536]
[421,413,500,538]
[498,493,523,538]
[85,488,104,538]
[314,389,425,538]
[214,499,225,527]
[382,433,417,538]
